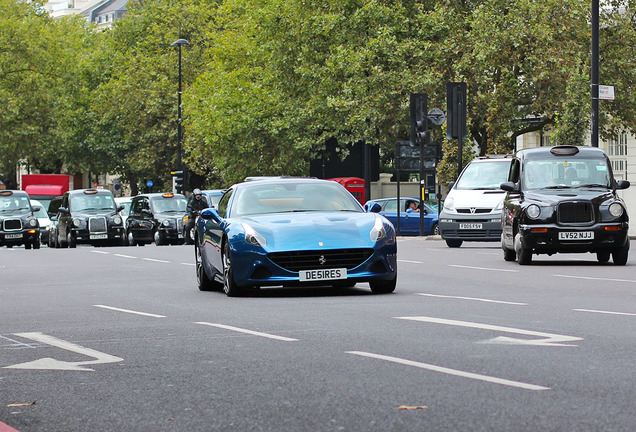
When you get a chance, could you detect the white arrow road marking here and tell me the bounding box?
[346,351,550,391]
[3,332,123,371]
[396,316,582,346]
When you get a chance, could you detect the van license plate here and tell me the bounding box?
[459,223,483,230]
[558,231,594,240]
[299,268,347,282]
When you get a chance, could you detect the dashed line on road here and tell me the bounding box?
[346,351,550,391]
[113,254,137,259]
[195,322,298,342]
[416,293,527,305]
[398,259,423,264]
[573,308,636,317]
[143,258,170,263]
[94,305,166,318]
[91,250,110,255]
[181,262,195,266]
[554,274,636,284]
[449,264,518,273]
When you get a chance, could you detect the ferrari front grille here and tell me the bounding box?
[269,249,374,272]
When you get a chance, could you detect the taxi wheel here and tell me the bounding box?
[67,232,76,248]
[184,227,194,245]
[514,233,532,265]
[612,243,629,266]
[222,242,242,297]
[33,240,40,250]
[25,242,32,250]
[370,275,397,294]
[596,251,610,263]
[154,230,166,246]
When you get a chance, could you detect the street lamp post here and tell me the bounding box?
[171,38,189,190]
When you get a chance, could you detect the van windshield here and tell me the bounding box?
[455,161,510,190]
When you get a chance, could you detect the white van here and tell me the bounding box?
[439,155,513,247]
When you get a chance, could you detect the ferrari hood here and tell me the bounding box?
[240,211,382,251]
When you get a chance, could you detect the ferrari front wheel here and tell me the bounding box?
[222,242,242,297]
[369,275,397,294]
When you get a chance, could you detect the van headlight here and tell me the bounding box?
[443,197,454,211]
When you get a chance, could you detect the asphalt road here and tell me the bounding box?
[1,239,636,431]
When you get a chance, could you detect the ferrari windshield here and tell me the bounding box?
[522,157,612,191]
[232,181,363,216]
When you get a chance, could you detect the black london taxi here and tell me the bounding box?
[126,193,188,246]
[55,188,126,247]
[500,145,630,265]
[0,190,41,249]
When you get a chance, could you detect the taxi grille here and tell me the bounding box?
[3,219,22,231]
[269,249,374,272]
[558,202,593,224]
[88,217,108,232]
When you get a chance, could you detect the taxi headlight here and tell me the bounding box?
[162,219,171,227]
[73,218,82,227]
[113,216,122,225]
[609,202,624,217]
[526,204,541,219]
[370,216,387,242]
[28,218,38,227]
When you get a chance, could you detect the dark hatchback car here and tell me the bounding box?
[0,190,40,249]
[501,145,630,265]
[126,192,187,246]
[56,188,125,247]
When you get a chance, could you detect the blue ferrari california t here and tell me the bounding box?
[194,178,397,296]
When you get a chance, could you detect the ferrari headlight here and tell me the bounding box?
[369,216,387,242]
[73,218,82,227]
[242,222,267,247]
[526,204,541,219]
[609,202,624,217]
[113,216,122,225]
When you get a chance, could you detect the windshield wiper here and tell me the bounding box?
[577,183,608,188]
[543,185,574,189]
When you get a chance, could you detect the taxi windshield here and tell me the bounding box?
[151,197,187,213]
[71,194,116,212]
[0,196,31,213]
[523,157,612,190]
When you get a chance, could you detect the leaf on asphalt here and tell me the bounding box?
[397,405,427,410]
[8,402,36,407]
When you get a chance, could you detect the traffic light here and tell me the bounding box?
[171,170,184,194]
[409,93,429,147]
[446,82,467,140]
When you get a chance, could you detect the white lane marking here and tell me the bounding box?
[142,258,170,263]
[114,254,137,259]
[0,335,36,348]
[94,305,166,318]
[555,274,636,284]
[396,316,582,346]
[195,322,298,342]
[416,293,527,305]
[449,264,518,273]
[181,263,195,267]
[398,259,424,264]
[574,308,636,317]
[91,250,110,255]
[4,332,123,371]
[346,351,549,391]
